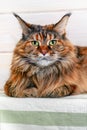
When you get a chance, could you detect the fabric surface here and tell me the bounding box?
[0,92,87,130]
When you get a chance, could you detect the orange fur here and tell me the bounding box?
[4,13,87,97]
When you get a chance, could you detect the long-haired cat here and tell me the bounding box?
[4,13,87,97]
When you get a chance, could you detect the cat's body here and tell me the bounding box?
[4,13,87,97]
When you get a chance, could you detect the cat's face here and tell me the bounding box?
[20,28,71,67]
[14,13,75,67]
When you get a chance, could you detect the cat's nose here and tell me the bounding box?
[39,46,49,55]
[41,49,48,55]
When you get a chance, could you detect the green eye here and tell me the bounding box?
[49,40,57,46]
[31,41,39,46]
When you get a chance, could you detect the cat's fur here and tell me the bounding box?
[4,13,87,97]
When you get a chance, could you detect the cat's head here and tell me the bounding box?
[13,13,75,68]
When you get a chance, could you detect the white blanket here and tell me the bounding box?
[0,91,87,130]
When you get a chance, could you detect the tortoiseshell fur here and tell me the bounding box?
[4,13,87,97]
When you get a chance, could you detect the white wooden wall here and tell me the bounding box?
[0,0,87,89]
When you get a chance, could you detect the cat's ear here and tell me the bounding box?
[53,13,71,36]
[13,13,31,37]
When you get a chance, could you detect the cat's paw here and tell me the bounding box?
[23,88,38,97]
[46,85,75,98]
[4,80,12,96]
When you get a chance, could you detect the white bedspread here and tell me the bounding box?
[0,91,87,130]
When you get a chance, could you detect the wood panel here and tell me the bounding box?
[0,0,87,13]
[0,53,12,89]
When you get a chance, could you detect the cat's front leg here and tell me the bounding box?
[47,85,75,98]
[4,73,38,97]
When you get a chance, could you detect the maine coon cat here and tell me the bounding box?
[4,13,87,97]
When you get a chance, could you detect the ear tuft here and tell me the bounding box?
[64,13,72,17]
[13,12,19,18]
[53,13,71,36]
[13,13,31,38]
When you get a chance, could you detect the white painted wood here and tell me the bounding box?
[0,10,87,52]
[0,53,12,89]
[0,0,87,13]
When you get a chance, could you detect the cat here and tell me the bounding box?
[4,13,87,98]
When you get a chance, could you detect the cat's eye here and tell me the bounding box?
[49,40,57,46]
[31,41,39,46]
